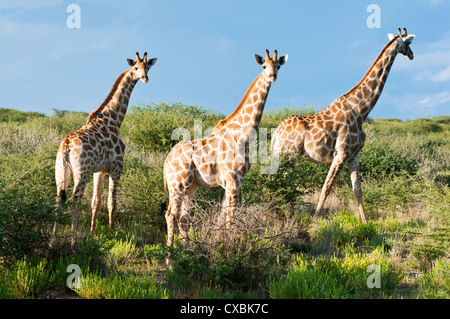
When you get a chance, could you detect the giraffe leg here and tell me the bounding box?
[107,175,120,230]
[71,176,88,248]
[165,192,183,248]
[223,178,240,228]
[90,171,106,234]
[52,153,72,245]
[314,156,345,219]
[348,154,368,224]
[165,191,183,268]
[177,185,198,246]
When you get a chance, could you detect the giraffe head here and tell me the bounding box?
[254,50,288,82]
[127,52,158,83]
[388,28,415,60]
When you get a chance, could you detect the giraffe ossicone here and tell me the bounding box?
[52,51,157,248]
[161,50,288,251]
[271,29,415,223]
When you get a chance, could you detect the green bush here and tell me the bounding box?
[0,108,45,123]
[339,174,424,217]
[369,116,449,136]
[259,105,317,135]
[152,201,304,295]
[359,145,418,179]
[119,154,165,232]
[121,103,224,152]
[0,185,55,265]
[242,154,331,213]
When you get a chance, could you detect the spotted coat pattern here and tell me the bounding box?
[53,52,157,246]
[162,50,288,248]
[271,29,415,223]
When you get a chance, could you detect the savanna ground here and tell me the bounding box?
[0,104,448,299]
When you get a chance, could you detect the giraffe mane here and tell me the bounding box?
[340,33,399,100]
[212,73,263,132]
[86,70,128,124]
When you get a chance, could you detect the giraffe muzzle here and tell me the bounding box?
[141,76,149,83]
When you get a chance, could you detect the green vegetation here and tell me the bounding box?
[0,105,448,299]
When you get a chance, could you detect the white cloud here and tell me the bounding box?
[0,16,56,38]
[349,39,369,50]
[430,65,450,82]
[214,37,238,56]
[0,0,62,11]
[385,90,450,118]
[429,0,444,7]
[394,37,450,83]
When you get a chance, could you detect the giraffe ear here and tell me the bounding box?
[387,33,395,41]
[278,54,288,65]
[255,54,265,65]
[147,58,158,67]
[404,34,415,44]
[127,59,136,67]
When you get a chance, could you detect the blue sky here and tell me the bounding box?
[0,0,449,120]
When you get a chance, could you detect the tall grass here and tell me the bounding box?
[268,248,403,299]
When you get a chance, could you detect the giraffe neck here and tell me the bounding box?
[213,72,271,139]
[86,68,138,128]
[334,38,400,122]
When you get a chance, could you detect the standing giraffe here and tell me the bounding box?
[271,28,415,223]
[53,52,157,246]
[161,50,288,248]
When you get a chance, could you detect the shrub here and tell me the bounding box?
[119,153,166,232]
[0,108,45,123]
[121,103,224,152]
[359,145,418,179]
[260,105,317,135]
[0,185,55,265]
[242,154,329,213]
[155,200,307,294]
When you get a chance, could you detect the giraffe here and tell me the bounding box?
[271,28,415,223]
[53,52,157,247]
[161,50,288,248]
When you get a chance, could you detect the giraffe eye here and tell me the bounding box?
[134,67,138,70]
[263,66,266,69]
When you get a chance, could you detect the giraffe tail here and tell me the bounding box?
[56,135,71,204]
[270,126,279,155]
[160,169,169,215]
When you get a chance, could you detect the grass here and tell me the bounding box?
[268,248,404,299]
[0,105,448,299]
